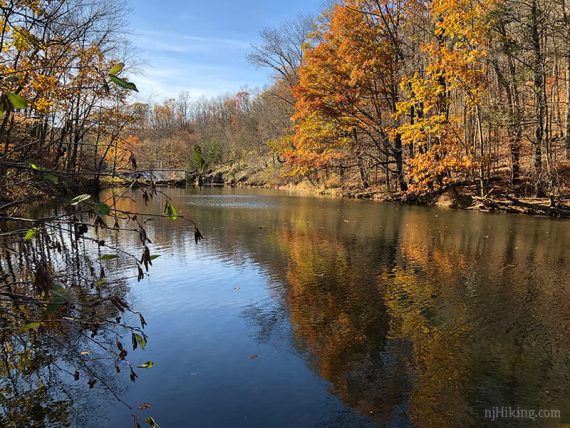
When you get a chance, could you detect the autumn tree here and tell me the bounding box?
[259,0,569,200]
[290,1,413,190]
[0,0,140,191]
[0,2,179,425]
[395,0,497,195]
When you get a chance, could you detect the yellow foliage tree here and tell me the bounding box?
[395,0,497,194]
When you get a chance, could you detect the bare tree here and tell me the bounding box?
[248,15,315,90]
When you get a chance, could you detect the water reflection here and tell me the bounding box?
[99,187,569,427]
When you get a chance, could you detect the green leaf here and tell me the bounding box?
[98,254,118,261]
[149,255,161,261]
[137,361,154,369]
[22,322,41,331]
[165,203,177,221]
[109,63,125,75]
[46,286,72,313]
[70,194,92,205]
[93,202,111,216]
[42,173,59,185]
[24,228,39,241]
[7,93,28,109]
[109,74,139,92]
[30,163,39,170]
[194,145,206,169]
[52,286,72,302]
[134,333,147,351]
[144,417,160,428]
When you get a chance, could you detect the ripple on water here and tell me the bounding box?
[87,187,570,427]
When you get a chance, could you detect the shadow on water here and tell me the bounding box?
[89,187,570,427]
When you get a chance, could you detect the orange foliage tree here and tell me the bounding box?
[290,1,412,190]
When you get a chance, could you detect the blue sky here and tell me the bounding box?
[128,0,324,102]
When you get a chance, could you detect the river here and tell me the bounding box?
[89,187,570,427]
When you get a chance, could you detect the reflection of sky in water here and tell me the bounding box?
[185,194,279,209]
[99,243,375,427]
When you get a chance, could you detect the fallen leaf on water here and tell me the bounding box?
[138,402,153,411]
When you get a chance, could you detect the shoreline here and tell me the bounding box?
[179,165,569,219]
[3,175,569,219]
[181,178,570,219]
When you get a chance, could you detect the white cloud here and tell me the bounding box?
[128,29,267,101]
[132,62,267,101]
[133,30,251,54]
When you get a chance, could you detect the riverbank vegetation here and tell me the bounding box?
[0,0,144,204]
[0,1,198,426]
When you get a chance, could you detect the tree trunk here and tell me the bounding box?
[566,52,570,159]
[476,106,487,196]
[353,129,369,189]
[531,0,546,196]
[356,153,369,189]
[394,133,408,192]
[565,0,570,159]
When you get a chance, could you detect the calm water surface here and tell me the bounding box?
[92,187,569,427]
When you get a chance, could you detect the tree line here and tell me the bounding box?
[132,0,570,200]
[6,0,561,201]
